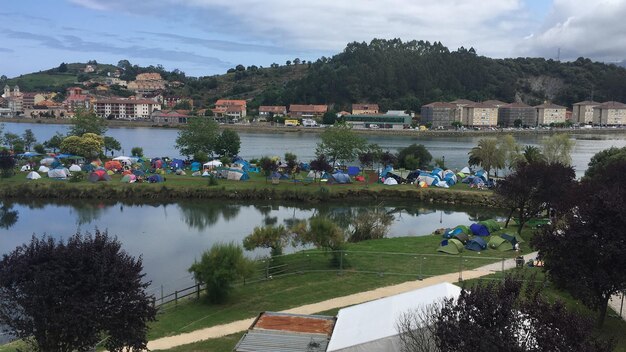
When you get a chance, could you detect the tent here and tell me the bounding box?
[38,165,50,173]
[20,164,31,172]
[465,237,488,251]
[40,157,56,166]
[470,223,490,237]
[443,226,466,239]
[330,172,351,184]
[204,160,223,169]
[479,220,501,233]
[437,239,464,255]
[151,158,163,169]
[82,164,96,172]
[383,177,398,185]
[226,169,249,181]
[190,162,201,171]
[69,164,82,172]
[192,171,201,177]
[132,169,145,177]
[175,169,187,175]
[386,171,406,184]
[88,169,111,182]
[170,159,185,169]
[17,151,42,158]
[347,166,360,176]
[306,170,325,179]
[453,233,470,244]
[327,283,462,352]
[501,233,525,244]
[105,160,122,171]
[460,166,471,174]
[26,171,41,180]
[147,174,164,183]
[406,170,421,184]
[488,236,514,251]
[48,168,68,179]
[431,168,444,179]
[120,174,137,183]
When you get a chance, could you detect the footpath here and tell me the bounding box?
[147,252,538,351]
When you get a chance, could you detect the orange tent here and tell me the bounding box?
[105,160,122,171]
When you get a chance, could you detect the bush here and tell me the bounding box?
[131,147,143,157]
[193,151,209,163]
[69,171,85,183]
[207,175,218,186]
[33,144,46,154]
[188,243,254,303]
[349,209,393,242]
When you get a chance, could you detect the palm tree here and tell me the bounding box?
[521,145,545,165]
[468,138,504,178]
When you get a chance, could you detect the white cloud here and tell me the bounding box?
[520,0,626,61]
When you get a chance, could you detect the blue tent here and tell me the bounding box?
[380,166,393,178]
[299,162,310,171]
[465,237,487,251]
[170,159,185,169]
[147,174,164,183]
[234,160,250,172]
[347,166,360,176]
[191,162,201,171]
[443,227,465,239]
[331,172,351,184]
[470,223,490,237]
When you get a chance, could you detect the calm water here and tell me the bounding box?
[3,122,626,177]
[0,200,504,295]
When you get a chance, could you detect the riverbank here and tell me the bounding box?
[0,174,498,206]
[2,116,625,137]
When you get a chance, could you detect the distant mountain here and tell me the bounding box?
[4,39,626,112]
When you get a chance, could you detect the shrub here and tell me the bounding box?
[207,175,218,186]
[69,171,85,183]
[131,147,143,157]
[349,209,393,242]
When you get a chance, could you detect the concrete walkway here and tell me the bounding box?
[148,252,538,351]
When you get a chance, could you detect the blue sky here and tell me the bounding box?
[2,0,625,78]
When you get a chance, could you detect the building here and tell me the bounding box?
[2,85,23,115]
[593,101,626,126]
[104,77,127,87]
[213,99,247,119]
[572,101,600,124]
[127,72,166,93]
[420,102,457,128]
[535,102,567,125]
[344,114,411,129]
[481,99,507,108]
[450,99,475,122]
[21,93,46,109]
[498,102,536,127]
[163,96,193,108]
[63,87,91,112]
[84,64,96,73]
[94,98,161,120]
[352,103,379,115]
[327,282,461,351]
[259,105,287,118]
[151,110,189,126]
[289,104,327,118]
[462,102,499,127]
[234,312,335,352]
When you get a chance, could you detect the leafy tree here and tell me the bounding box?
[188,242,253,303]
[193,151,209,163]
[316,123,366,167]
[33,143,45,154]
[0,123,3,145]
[259,156,278,180]
[397,144,432,170]
[415,275,614,352]
[60,133,104,159]
[21,129,37,151]
[358,143,382,170]
[0,230,157,352]
[309,154,332,181]
[214,129,241,157]
[175,117,219,158]
[542,134,574,166]
[498,134,521,170]
[519,145,545,166]
[3,132,22,150]
[0,149,16,178]
[103,136,121,156]
[468,138,504,178]
[584,146,626,179]
[349,209,393,242]
[243,225,290,257]
[131,147,144,157]
[533,159,626,327]
[57,62,68,73]
[451,121,463,129]
[68,109,107,136]
[379,150,398,168]
[44,132,65,152]
[172,100,192,110]
[292,217,346,266]
[284,152,298,174]
[322,111,336,125]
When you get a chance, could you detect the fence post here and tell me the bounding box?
[458,253,463,282]
[339,250,343,274]
[265,259,269,279]
[419,256,424,280]
[152,297,156,309]
[196,284,200,299]
[501,258,505,283]
[175,290,178,307]
[160,285,164,306]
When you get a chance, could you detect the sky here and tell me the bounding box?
[1,0,626,78]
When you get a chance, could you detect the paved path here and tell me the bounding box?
[148,252,538,351]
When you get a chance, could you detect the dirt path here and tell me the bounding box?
[147,252,537,351]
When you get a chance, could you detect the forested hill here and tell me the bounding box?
[252,39,626,112]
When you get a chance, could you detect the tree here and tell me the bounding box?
[57,62,68,73]
[284,152,298,175]
[291,217,346,266]
[0,149,16,178]
[309,154,332,181]
[379,150,398,168]
[0,230,157,352]
[397,144,432,170]
[175,117,219,158]
[316,122,366,167]
[214,129,241,158]
[468,138,504,178]
[103,136,121,156]
[33,143,45,154]
[259,156,278,180]
[131,147,144,157]
[358,143,382,170]
[60,133,104,159]
[322,111,337,125]
[188,242,253,303]
[3,132,22,150]
[533,159,626,327]
[68,109,107,136]
[417,275,614,352]
[243,225,290,257]
[0,203,19,229]
[519,145,545,166]
[44,132,65,153]
[21,129,37,151]
[498,134,521,171]
[584,146,626,179]
[349,209,393,242]
[542,133,574,166]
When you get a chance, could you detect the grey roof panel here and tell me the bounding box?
[235,330,329,352]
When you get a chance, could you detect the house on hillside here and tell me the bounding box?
[151,110,189,126]
[572,101,600,124]
[593,101,626,126]
[63,87,91,113]
[259,105,287,119]
[497,102,536,127]
[420,102,457,128]
[289,104,327,118]
[213,99,247,120]
[93,98,161,120]
[352,103,379,115]
[535,102,567,125]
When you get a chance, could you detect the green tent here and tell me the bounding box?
[488,236,513,251]
[501,233,525,244]
[455,225,470,234]
[479,220,501,233]
[437,239,464,255]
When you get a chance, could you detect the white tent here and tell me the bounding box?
[26,171,41,180]
[203,160,223,168]
[20,165,31,172]
[38,165,50,173]
[48,169,68,179]
[460,166,471,174]
[40,157,56,166]
[327,282,461,352]
[383,177,398,185]
[69,164,82,172]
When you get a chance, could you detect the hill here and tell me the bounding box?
[4,39,626,112]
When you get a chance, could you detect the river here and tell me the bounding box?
[3,122,626,177]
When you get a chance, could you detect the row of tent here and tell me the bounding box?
[381,166,487,188]
[437,220,524,254]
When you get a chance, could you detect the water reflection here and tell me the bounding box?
[177,202,241,230]
[0,202,18,229]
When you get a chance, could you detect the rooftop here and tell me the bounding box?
[450,99,475,104]
[482,99,508,107]
[422,102,457,108]
[289,104,328,113]
[352,103,379,110]
[595,101,626,109]
[534,102,566,109]
[573,100,600,106]
[501,102,532,109]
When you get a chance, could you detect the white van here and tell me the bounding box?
[302,119,318,127]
